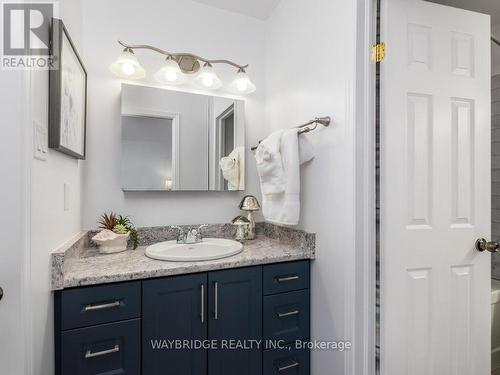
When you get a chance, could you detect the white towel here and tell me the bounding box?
[258,129,315,226]
[220,146,245,190]
[254,130,286,195]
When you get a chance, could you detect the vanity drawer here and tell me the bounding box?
[58,281,141,330]
[263,346,310,375]
[263,261,310,295]
[60,318,140,375]
[263,290,310,343]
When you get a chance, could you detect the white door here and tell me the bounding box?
[380,0,491,374]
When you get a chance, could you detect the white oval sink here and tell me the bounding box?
[145,238,243,262]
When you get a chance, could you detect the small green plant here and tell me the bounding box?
[113,224,128,234]
[128,227,139,250]
[98,212,139,249]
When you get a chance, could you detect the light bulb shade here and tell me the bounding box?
[193,64,222,90]
[229,70,256,94]
[109,49,146,79]
[154,57,186,85]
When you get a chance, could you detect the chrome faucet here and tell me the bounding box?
[172,225,208,244]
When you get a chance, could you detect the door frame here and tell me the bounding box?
[214,103,236,190]
[351,0,378,374]
[120,109,181,191]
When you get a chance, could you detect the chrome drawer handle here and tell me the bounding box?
[277,360,299,372]
[84,300,121,312]
[276,275,299,282]
[277,309,300,318]
[214,282,219,320]
[85,344,120,359]
[200,284,205,323]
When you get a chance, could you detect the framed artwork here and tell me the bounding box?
[49,18,87,159]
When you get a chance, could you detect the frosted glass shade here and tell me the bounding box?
[154,57,186,85]
[109,49,146,79]
[229,70,256,94]
[193,63,222,90]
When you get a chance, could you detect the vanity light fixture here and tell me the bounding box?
[109,48,146,79]
[109,41,256,93]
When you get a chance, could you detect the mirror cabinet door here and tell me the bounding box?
[121,84,245,191]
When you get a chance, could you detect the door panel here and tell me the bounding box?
[208,266,262,375]
[142,273,207,375]
[380,0,491,374]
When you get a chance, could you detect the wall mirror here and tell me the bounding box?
[121,84,245,191]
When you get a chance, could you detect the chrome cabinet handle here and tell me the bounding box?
[84,300,120,312]
[214,282,219,320]
[276,275,299,282]
[85,344,120,359]
[277,309,300,318]
[200,284,205,323]
[277,360,299,372]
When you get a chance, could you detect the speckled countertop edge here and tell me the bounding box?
[51,223,315,290]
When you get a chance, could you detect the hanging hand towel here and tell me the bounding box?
[260,129,315,226]
[220,146,245,190]
[254,130,286,195]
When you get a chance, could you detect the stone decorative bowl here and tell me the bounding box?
[92,229,130,254]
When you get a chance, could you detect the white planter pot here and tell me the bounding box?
[92,230,130,254]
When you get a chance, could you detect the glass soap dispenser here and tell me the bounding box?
[232,215,250,242]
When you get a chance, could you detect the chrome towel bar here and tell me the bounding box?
[251,116,331,151]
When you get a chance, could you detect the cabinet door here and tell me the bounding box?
[208,266,263,375]
[143,273,208,375]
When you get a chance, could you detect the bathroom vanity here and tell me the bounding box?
[51,224,315,375]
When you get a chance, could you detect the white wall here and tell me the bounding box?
[29,1,84,374]
[265,0,358,373]
[81,0,267,228]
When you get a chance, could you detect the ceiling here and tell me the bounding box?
[191,0,281,20]
[428,0,500,23]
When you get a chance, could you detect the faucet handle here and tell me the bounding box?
[195,224,208,242]
[171,225,186,243]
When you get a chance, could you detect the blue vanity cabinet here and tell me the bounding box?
[55,260,311,375]
[142,273,208,375]
[208,266,263,375]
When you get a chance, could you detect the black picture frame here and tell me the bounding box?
[49,18,87,159]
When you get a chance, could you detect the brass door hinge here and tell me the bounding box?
[372,43,385,63]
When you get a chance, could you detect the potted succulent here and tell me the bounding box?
[92,212,139,254]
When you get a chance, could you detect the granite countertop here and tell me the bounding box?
[51,223,315,290]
